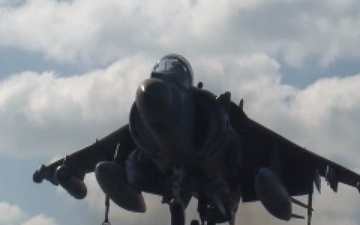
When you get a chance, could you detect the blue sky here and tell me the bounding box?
[1,0,360,225]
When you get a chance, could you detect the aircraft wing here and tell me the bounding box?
[33,124,136,186]
[230,102,360,202]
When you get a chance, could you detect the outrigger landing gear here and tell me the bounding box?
[101,195,111,225]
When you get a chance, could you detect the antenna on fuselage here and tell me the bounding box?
[239,99,244,110]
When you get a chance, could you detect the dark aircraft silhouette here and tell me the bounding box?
[33,54,360,225]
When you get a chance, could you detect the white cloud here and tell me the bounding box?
[21,215,57,225]
[0,202,58,225]
[0,55,151,157]
[0,202,26,225]
[289,75,360,159]
[1,0,360,67]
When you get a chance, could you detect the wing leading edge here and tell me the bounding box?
[33,125,135,185]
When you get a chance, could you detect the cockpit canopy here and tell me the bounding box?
[151,54,194,90]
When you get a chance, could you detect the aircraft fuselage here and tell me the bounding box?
[129,73,242,221]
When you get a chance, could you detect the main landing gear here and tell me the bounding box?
[168,166,223,225]
[189,220,215,225]
[170,200,185,225]
[169,212,219,225]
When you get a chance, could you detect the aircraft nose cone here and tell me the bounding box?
[136,78,172,122]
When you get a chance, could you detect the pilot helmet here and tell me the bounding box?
[151,54,194,90]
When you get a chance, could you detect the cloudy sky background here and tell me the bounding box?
[1,0,360,224]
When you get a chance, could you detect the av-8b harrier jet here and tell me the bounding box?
[33,54,360,225]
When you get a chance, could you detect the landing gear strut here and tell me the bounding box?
[101,195,111,225]
[169,166,186,225]
[170,200,185,225]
